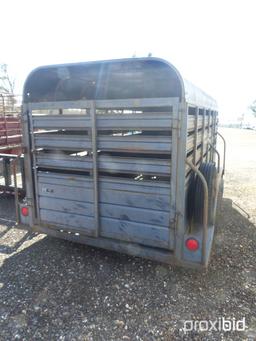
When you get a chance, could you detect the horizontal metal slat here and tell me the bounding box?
[33,113,172,130]
[39,196,169,228]
[97,113,172,130]
[34,134,92,150]
[38,172,93,188]
[36,150,171,174]
[100,203,169,227]
[0,130,21,137]
[29,97,177,110]
[100,188,170,211]
[100,217,170,249]
[36,153,93,171]
[98,155,171,175]
[33,115,91,129]
[37,153,171,175]
[38,179,170,211]
[187,115,214,133]
[40,209,172,249]
[187,115,195,132]
[34,132,172,153]
[37,171,170,193]
[98,135,171,153]
[39,196,94,216]
[38,182,94,202]
[40,209,95,235]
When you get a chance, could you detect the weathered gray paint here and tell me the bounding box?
[193,107,199,165]
[34,133,172,154]
[90,101,99,237]
[37,181,171,211]
[174,102,188,260]
[20,58,219,269]
[33,113,173,130]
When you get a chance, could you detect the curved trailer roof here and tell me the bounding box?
[23,57,217,110]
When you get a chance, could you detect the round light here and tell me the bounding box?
[185,238,199,251]
[21,207,29,217]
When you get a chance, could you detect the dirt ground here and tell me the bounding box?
[0,127,255,341]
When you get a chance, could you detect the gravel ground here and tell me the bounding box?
[0,128,255,341]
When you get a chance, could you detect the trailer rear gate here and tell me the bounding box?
[25,94,216,253]
[28,99,175,250]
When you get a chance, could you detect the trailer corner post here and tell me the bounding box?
[186,160,209,266]
[169,98,179,246]
[22,104,36,227]
[11,156,20,224]
[174,101,188,261]
[201,108,206,162]
[193,107,199,166]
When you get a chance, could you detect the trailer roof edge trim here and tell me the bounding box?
[23,57,217,110]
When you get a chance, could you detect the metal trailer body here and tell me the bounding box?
[0,94,22,154]
[0,94,24,192]
[17,57,224,269]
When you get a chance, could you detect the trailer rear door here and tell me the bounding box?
[28,97,179,250]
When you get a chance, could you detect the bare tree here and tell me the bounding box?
[0,64,15,95]
[0,64,17,114]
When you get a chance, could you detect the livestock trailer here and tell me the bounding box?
[17,57,225,269]
[0,94,22,154]
[0,94,24,192]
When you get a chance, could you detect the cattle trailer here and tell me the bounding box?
[17,57,225,269]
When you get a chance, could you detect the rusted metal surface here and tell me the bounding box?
[0,94,22,154]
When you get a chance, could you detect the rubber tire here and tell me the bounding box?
[193,162,217,225]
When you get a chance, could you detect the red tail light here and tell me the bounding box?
[21,207,29,217]
[185,238,199,251]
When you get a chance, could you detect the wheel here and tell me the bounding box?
[193,162,217,225]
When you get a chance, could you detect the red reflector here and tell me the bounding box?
[185,238,199,251]
[21,207,29,217]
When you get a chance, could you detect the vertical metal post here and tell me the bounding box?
[210,111,214,162]
[209,111,212,161]
[21,104,36,226]
[174,100,188,260]
[20,156,26,192]
[214,112,218,148]
[213,111,217,162]
[205,110,210,162]
[193,107,199,166]
[3,158,11,187]
[28,104,41,224]
[1,95,8,146]
[208,111,211,160]
[170,99,179,245]
[217,131,226,175]
[201,109,206,162]
[12,158,20,224]
[90,101,100,237]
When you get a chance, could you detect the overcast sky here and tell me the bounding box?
[1,0,256,121]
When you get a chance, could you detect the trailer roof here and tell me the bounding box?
[23,57,217,110]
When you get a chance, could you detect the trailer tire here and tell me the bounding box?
[193,162,217,225]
